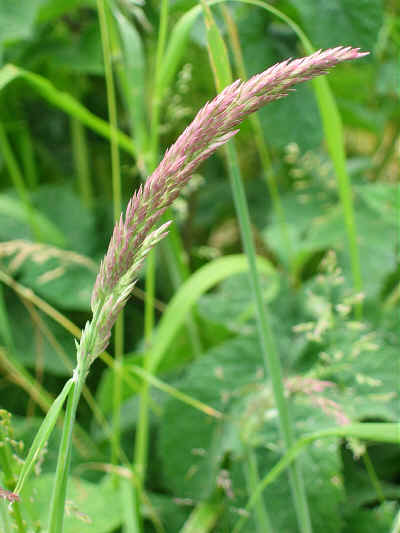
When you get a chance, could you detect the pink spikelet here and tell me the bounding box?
[80,47,368,367]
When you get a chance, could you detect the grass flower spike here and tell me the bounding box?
[81,46,367,369]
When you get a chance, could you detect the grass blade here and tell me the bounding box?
[233,423,400,533]
[14,378,74,495]
[114,7,147,154]
[148,254,276,374]
[158,6,202,101]
[200,4,312,531]
[0,64,135,157]
[180,494,225,533]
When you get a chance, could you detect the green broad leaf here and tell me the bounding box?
[21,473,123,533]
[149,254,277,374]
[342,502,399,533]
[234,422,399,532]
[159,335,265,499]
[160,338,348,530]
[198,271,279,334]
[341,444,400,513]
[16,257,95,312]
[324,337,399,423]
[0,186,98,311]
[38,0,90,23]
[4,296,76,376]
[0,193,66,246]
[14,378,73,495]
[235,437,344,533]
[289,0,384,51]
[49,22,104,74]
[259,79,323,151]
[33,185,96,255]
[266,183,397,297]
[0,64,135,156]
[355,183,398,226]
[0,0,45,46]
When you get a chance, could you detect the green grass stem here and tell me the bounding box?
[97,0,125,478]
[48,374,85,533]
[244,448,275,533]
[201,3,312,531]
[225,141,313,533]
[181,0,363,308]
[220,5,293,276]
[226,0,363,311]
[133,4,171,529]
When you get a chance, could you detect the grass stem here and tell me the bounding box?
[200,3,312,530]
[97,0,124,476]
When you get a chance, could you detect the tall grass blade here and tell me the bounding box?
[0,123,40,241]
[113,7,147,156]
[221,5,293,274]
[97,0,125,484]
[200,4,312,531]
[158,6,202,102]
[14,378,74,495]
[0,64,135,157]
[209,0,363,308]
[180,495,225,533]
[148,254,276,374]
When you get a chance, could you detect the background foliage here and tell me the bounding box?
[0,0,399,532]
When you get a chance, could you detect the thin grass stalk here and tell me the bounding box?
[362,451,385,503]
[226,142,312,532]
[244,448,274,533]
[227,0,364,312]
[0,123,39,241]
[144,0,170,345]
[96,0,124,475]
[17,124,37,189]
[200,3,312,530]
[134,6,203,520]
[133,4,171,528]
[48,372,85,533]
[179,494,225,532]
[70,117,93,209]
[220,5,293,273]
